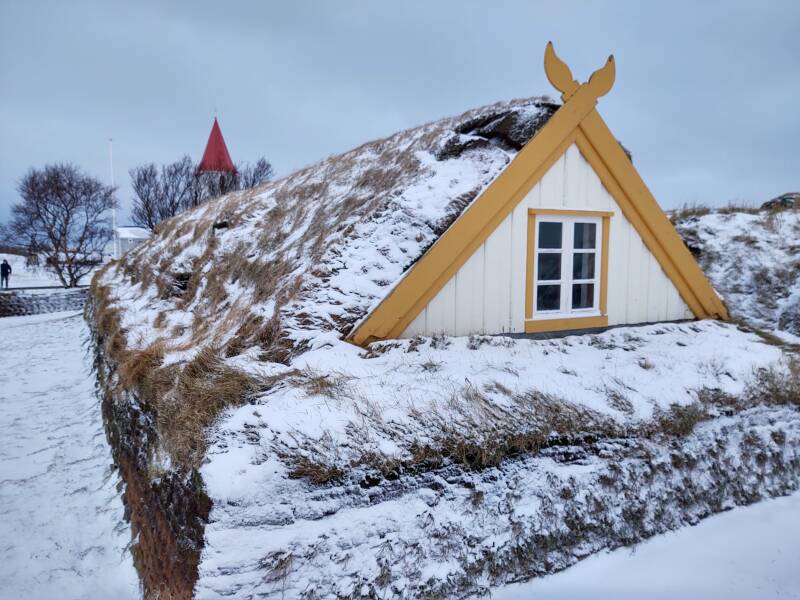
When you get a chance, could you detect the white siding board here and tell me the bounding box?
[607,215,630,326]
[398,143,694,338]
[525,175,543,209]
[509,204,528,332]
[627,233,650,324]
[583,163,615,212]
[426,277,456,334]
[564,144,588,208]
[646,253,669,322]
[539,154,566,207]
[482,216,513,333]
[455,245,485,334]
[404,309,427,338]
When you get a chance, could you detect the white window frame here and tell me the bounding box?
[532,214,603,319]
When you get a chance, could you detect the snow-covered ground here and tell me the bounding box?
[0,311,138,599]
[0,252,103,288]
[490,491,800,600]
[195,320,798,598]
[0,253,64,287]
[205,320,787,490]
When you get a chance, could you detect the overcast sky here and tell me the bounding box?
[1,1,798,224]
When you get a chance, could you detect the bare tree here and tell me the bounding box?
[8,163,116,287]
[197,170,239,202]
[162,156,197,213]
[130,156,197,228]
[130,155,273,229]
[129,163,161,230]
[238,158,274,190]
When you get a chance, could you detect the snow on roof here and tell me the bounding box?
[116,226,151,240]
[101,96,559,359]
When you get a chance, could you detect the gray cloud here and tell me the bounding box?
[1,0,798,224]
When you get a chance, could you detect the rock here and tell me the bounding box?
[435,100,559,160]
[778,296,800,335]
[761,192,799,210]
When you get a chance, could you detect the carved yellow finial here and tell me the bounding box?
[544,42,579,100]
[587,54,615,99]
[544,42,615,102]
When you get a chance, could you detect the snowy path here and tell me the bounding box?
[0,312,138,599]
[491,492,800,599]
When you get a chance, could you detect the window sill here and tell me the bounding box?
[524,314,608,333]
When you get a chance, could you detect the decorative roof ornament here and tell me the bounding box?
[197,117,236,174]
[544,41,615,102]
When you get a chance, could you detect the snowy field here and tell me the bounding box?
[0,311,138,599]
[0,252,102,288]
[490,491,800,599]
[0,253,63,288]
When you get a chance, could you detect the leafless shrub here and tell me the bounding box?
[588,335,617,350]
[294,368,353,401]
[406,337,425,353]
[716,201,759,215]
[260,551,295,598]
[284,455,344,484]
[670,201,759,225]
[430,332,451,350]
[758,209,782,233]
[649,403,709,437]
[276,430,346,484]
[604,387,634,415]
[484,381,514,396]
[467,334,489,350]
[700,357,727,380]
[470,489,485,507]
[420,359,442,373]
[731,233,759,247]
[489,336,516,349]
[669,203,711,223]
[745,360,800,407]
[695,387,743,413]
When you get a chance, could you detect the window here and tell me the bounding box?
[532,214,603,317]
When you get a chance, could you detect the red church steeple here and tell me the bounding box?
[197,117,236,173]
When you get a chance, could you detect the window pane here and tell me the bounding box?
[537,285,560,311]
[573,222,597,249]
[572,252,595,280]
[537,253,561,281]
[571,283,595,309]
[538,222,562,249]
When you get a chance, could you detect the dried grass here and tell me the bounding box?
[89,98,580,472]
[669,201,759,224]
[410,388,623,471]
[158,347,270,466]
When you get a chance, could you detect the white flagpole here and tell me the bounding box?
[108,138,118,260]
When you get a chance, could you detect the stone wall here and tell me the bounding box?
[0,289,87,317]
[86,295,209,599]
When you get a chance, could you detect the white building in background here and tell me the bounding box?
[114,227,151,259]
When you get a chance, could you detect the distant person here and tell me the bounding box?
[0,259,10,289]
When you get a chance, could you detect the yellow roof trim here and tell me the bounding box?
[573,123,727,319]
[348,44,727,346]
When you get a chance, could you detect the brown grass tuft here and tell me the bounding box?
[649,403,708,437]
[157,347,269,467]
